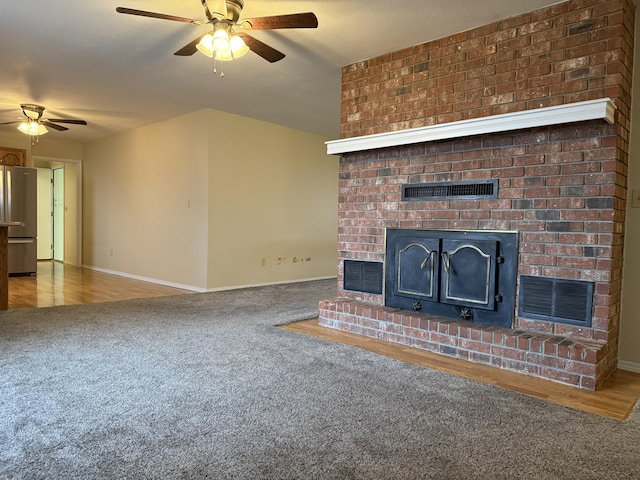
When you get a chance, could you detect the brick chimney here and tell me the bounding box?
[319,0,634,390]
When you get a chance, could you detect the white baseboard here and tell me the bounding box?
[81,265,206,293]
[204,276,336,293]
[81,265,336,295]
[618,360,640,373]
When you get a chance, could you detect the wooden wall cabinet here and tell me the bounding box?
[0,147,26,166]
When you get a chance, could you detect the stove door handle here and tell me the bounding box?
[441,251,450,274]
[420,250,433,270]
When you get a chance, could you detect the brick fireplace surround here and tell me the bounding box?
[318,0,635,390]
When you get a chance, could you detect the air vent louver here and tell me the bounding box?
[519,276,593,326]
[344,260,383,294]
[402,180,498,201]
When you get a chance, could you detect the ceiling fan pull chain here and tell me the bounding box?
[212,53,225,77]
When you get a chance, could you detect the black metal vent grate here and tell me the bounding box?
[344,260,383,294]
[519,276,593,327]
[402,179,498,201]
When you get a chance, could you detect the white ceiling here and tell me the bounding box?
[0,0,563,144]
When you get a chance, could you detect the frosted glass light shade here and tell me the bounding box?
[196,34,215,57]
[230,35,249,58]
[196,30,249,61]
[212,29,231,52]
[18,121,48,136]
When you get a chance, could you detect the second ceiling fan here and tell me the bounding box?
[116,0,318,66]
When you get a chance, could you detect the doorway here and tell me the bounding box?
[33,156,82,266]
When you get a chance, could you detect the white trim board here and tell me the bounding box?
[326,98,616,155]
[82,265,337,295]
[82,265,206,293]
[618,360,640,373]
[205,276,337,293]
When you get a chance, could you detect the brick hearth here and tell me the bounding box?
[319,299,604,389]
[319,0,634,390]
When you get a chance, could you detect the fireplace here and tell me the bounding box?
[318,99,624,391]
[318,0,634,391]
[319,119,621,390]
[384,228,518,328]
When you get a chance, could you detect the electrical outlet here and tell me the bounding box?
[260,258,266,267]
[632,189,640,208]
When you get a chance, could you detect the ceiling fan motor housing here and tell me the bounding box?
[225,0,244,22]
[21,104,45,120]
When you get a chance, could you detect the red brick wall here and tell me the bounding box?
[340,0,634,141]
[325,0,635,389]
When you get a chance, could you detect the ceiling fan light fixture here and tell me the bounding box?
[18,120,47,136]
[196,25,249,62]
[18,119,48,144]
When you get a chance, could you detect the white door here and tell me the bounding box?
[53,168,64,262]
[36,168,53,260]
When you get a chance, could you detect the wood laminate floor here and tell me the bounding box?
[8,262,639,420]
[8,261,191,309]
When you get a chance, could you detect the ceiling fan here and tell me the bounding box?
[1,104,87,143]
[116,0,318,70]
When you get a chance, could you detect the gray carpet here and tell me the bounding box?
[0,279,638,479]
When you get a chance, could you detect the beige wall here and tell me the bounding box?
[206,110,338,289]
[32,137,83,161]
[82,110,210,289]
[619,11,640,367]
[0,132,32,160]
[0,131,83,165]
[64,163,79,265]
[81,108,338,291]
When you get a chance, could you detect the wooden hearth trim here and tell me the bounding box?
[326,98,616,155]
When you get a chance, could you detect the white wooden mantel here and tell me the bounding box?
[325,98,616,156]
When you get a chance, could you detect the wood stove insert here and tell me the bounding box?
[385,229,518,328]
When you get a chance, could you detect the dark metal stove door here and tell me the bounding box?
[440,239,498,311]
[396,239,440,302]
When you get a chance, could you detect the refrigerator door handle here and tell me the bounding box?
[5,168,11,222]
[0,168,4,222]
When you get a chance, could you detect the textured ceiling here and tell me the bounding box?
[0,0,563,143]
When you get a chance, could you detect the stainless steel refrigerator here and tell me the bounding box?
[0,166,37,275]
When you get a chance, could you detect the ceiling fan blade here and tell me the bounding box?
[174,34,208,56]
[244,12,318,30]
[237,33,285,63]
[46,119,87,125]
[0,121,19,125]
[41,121,68,131]
[116,7,198,24]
